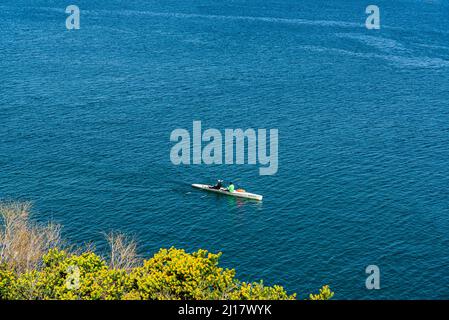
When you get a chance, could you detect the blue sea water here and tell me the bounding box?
[1,0,449,299]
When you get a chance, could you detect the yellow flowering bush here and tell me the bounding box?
[1,249,131,300]
[309,285,334,300]
[130,248,237,300]
[1,201,333,300]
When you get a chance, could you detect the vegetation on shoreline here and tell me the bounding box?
[0,202,333,300]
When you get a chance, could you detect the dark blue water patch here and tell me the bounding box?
[1,0,449,299]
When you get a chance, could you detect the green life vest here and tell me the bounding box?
[228,184,235,192]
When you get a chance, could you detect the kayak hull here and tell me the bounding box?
[192,184,263,201]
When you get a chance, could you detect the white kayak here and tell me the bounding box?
[192,184,263,201]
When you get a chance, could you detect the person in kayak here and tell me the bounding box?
[226,182,235,193]
[210,179,223,190]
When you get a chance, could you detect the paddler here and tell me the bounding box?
[210,179,223,190]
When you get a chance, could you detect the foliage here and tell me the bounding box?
[309,285,334,300]
[0,265,16,300]
[0,201,61,274]
[129,248,236,300]
[0,247,333,300]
